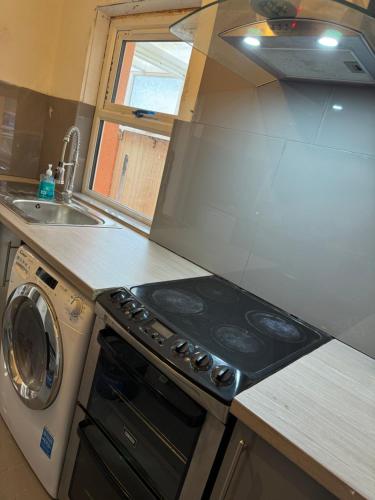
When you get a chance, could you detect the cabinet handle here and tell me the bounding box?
[2,241,12,287]
[2,241,19,287]
[218,439,248,500]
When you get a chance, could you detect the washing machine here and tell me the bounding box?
[0,245,95,498]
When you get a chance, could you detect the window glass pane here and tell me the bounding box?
[90,121,169,220]
[112,41,192,115]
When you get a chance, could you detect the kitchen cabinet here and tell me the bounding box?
[211,420,335,500]
[0,225,21,317]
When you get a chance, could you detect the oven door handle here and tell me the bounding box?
[78,419,158,500]
[98,329,205,428]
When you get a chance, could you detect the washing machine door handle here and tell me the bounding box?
[2,283,63,410]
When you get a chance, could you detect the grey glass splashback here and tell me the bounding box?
[151,81,375,359]
[0,80,94,189]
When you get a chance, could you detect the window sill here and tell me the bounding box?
[74,193,151,237]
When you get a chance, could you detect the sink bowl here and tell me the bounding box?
[11,200,104,226]
[0,181,119,226]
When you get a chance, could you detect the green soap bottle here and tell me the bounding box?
[38,164,55,200]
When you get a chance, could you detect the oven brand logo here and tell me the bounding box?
[123,426,137,447]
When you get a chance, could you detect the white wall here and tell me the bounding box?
[151,58,375,358]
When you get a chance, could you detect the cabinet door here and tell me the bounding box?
[211,420,335,500]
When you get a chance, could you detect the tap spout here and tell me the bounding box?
[55,126,81,200]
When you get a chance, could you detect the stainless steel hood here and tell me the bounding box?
[171,0,375,85]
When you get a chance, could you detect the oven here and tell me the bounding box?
[59,310,227,500]
[59,276,330,499]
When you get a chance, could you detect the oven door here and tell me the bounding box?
[85,328,206,500]
[69,418,157,500]
[58,317,227,500]
[2,284,62,409]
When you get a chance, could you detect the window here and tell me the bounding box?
[91,123,169,219]
[83,12,194,224]
[112,41,192,115]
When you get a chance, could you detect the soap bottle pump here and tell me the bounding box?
[38,164,55,200]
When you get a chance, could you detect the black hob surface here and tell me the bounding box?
[99,276,330,404]
[131,275,329,375]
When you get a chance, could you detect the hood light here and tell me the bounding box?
[318,36,339,47]
[244,36,261,47]
[318,30,342,48]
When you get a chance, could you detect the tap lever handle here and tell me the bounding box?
[54,163,65,184]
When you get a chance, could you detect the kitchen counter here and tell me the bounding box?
[232,340,375,500]
[0,190,210,300]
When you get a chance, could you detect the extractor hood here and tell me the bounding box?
[171,0,375,85]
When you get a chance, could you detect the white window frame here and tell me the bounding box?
[82,11,194,225]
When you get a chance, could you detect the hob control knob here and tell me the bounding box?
[111,290,128,304]
[123,301,138,316]
[120,297,134,307]
[172,339,192,356]
[132,308,151,322]
[211,365,235,386]
[191,351,212,371]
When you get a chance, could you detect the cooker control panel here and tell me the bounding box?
[98,288,240,403]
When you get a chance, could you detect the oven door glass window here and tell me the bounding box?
[2,284,62,409]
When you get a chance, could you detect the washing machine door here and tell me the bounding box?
[2,284,63,410]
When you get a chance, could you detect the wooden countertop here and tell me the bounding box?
[232,340,375,500]
[0,197,210,299]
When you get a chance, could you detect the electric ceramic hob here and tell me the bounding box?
[98,275,331,404]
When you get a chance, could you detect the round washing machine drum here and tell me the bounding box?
[2,284,63,410]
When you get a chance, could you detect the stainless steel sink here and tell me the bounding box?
[0,182,118,227]
[11,199,104,225]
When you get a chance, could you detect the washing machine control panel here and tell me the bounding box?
[70,297,84,318]
[60,289,93,325]
[12,246,95,329]
[14,250,32,278]
[36,267,58,290]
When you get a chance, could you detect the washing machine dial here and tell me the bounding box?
[70,297,83,318]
